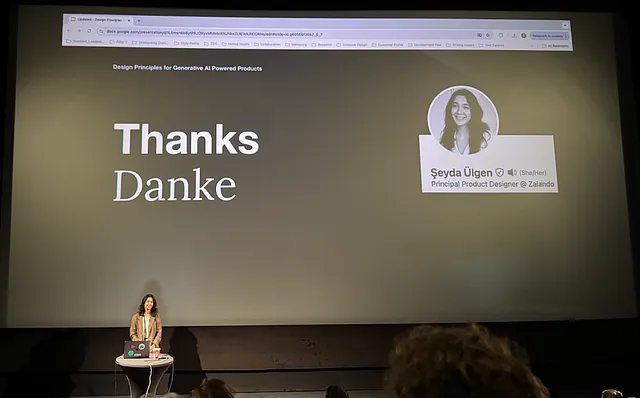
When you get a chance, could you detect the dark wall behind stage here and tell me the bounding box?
[0,320,639,397]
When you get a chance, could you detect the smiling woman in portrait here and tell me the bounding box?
[438,88,492,155]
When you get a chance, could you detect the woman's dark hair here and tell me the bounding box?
[326,385,349,398]
[137,293,158,316]
[438,88,490,154]
[191,378,234,398]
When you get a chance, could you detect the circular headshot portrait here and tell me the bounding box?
[427,85,499,155]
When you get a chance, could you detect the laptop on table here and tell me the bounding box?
[123,341,150,358]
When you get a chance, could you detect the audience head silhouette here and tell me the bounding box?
[602,390,623,398]
[386,323,549,398]
[191,378,235,398]
[326,385,349,398]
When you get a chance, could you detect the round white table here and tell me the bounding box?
[115,354,174,398]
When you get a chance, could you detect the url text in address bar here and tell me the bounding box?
[97,28,494,40]
[100,28,324,38]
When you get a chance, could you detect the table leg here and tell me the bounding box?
[122,364,171,397]
[124,373,144,398]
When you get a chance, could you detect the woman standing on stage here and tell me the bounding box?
[130,293,163,349]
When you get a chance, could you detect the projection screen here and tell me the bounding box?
[2,5,636,327]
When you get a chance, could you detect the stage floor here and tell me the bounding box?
[83,388,622,398]
[88,390,390,398]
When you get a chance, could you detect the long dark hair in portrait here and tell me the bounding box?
[138,293,158,316]
[438,88,490,154]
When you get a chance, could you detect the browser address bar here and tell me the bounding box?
[101,28,324,38]
[97,28,494,40]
